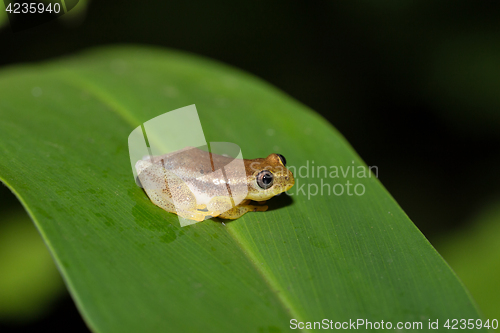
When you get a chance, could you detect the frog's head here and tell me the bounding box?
[245,153,295,201]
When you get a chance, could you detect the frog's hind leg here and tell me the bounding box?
[196,204,207,211]
[138,165,210,222]
[147,193,207,222]
[205,196,234,217]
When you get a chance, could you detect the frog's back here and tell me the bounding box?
[158,147,214,178]
[146,147,248,205]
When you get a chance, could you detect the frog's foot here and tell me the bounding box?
[206,196,234,217]
[217,204,268,219]
[196,204,207,211]
[176,209,210,222]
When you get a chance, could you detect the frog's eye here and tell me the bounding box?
[276,154,287,166]
[256,170,274,189]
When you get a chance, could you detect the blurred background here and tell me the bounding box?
[0,0,499,331]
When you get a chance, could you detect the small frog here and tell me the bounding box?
[136,147,294,222]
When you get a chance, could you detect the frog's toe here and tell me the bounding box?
[250,205,268,212]
[196,204,207,211]
[177,210,208,222]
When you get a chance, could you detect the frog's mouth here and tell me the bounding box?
[285,183,294,192]
[274,181,294,196]
[285,174,295,192]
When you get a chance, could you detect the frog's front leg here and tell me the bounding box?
[218,202,269,219]
[207,197,268,219]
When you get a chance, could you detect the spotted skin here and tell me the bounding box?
[136,147,294,221]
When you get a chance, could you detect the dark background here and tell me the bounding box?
[1,0,499,331]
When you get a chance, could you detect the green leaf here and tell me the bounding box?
[0,46,485,332]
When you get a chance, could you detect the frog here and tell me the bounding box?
[135,147,295,222]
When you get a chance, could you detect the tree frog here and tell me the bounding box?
[135,147,295,222]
